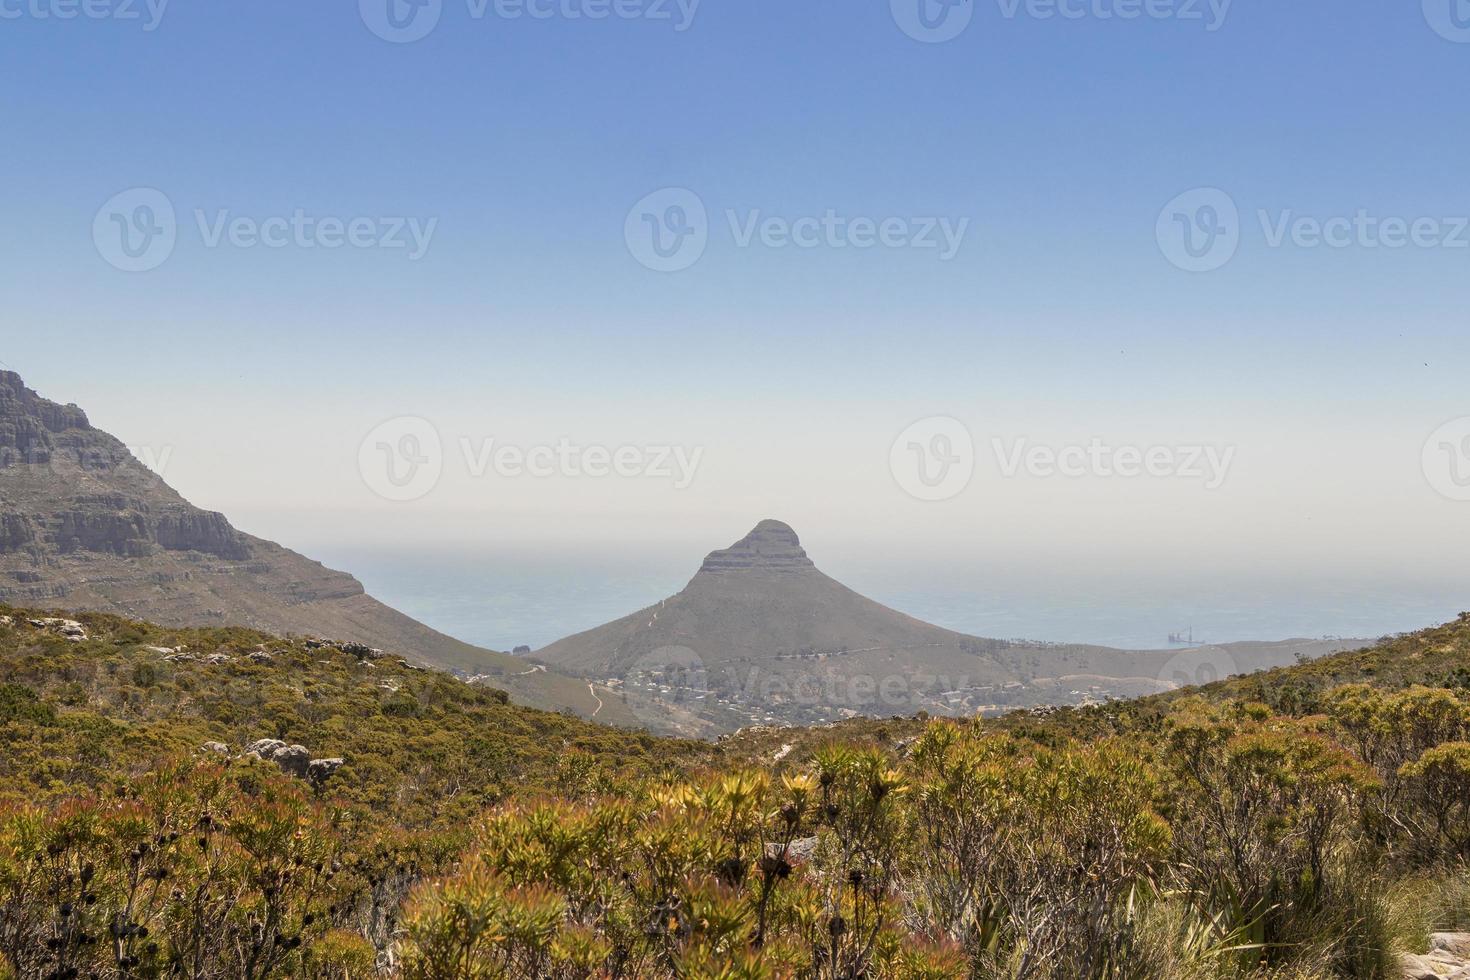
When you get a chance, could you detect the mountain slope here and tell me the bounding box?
[0,605,709,820]
[0,370,621,720]
[536,520,1363,734]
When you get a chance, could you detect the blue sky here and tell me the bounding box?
[3,0,1470,592]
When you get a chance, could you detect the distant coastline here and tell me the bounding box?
[314,543,1466,654]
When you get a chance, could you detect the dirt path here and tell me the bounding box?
[587,683,604,719]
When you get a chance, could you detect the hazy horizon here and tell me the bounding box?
[298,536,1465,656]
[7,0,1469,642]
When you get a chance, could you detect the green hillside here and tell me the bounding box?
[0,606,713,824]
[6,607,1470,979]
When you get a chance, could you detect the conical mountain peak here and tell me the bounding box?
[698,519,815,573]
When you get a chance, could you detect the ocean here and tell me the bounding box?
[306,544,1469,655]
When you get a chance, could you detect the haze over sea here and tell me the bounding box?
[307,543,1468,655]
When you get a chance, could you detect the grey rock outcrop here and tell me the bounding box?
[271,744,311,778]
[245,739,343,784]
[245,738,288,757]
[245,739,312,778]
[698,520,816,573]
[1401,933,1470,979]
[27,617,87,641]
[307,758,344,784]
[0,372,251,561]
[765,836,820,865]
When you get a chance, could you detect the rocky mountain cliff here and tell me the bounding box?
[535,520,1364,736]
[0,370,620,720]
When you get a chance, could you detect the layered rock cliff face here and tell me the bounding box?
[698,520,816,573]
[0,372,251,561]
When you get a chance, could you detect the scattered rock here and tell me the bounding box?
[205,654,233,666]
[1432,935,1470,959]
[766,837,819,865]
[163,653,198,663]
[0,615,12,627]
[1401,954,1441,979]
[243,739,343,784]
[397,659,425,672]
[271,744,311,778]
[246,738,288,758]
[1403,934,1470,978]
[144,646,177,655]
[245,739,311,778]
[28,617,87,641]
[307,758,344,784]
[772,744,793,762]
[247,650,275,664]
[200,741,230,757]
[304,638,384,659]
